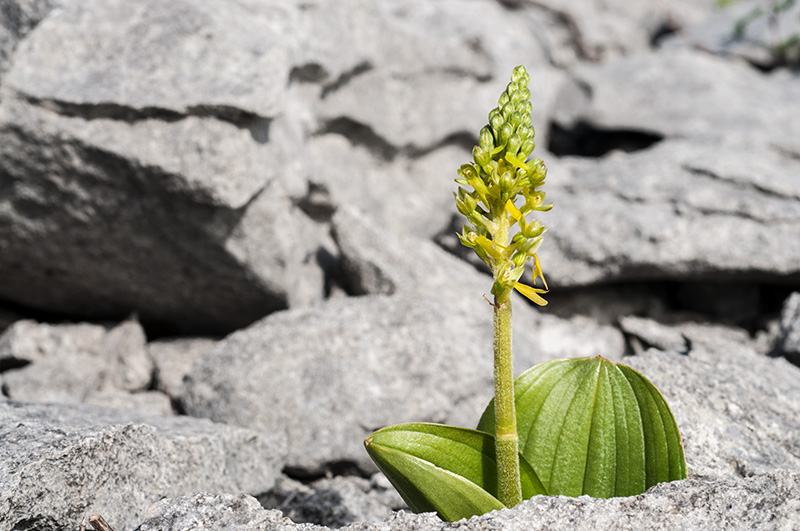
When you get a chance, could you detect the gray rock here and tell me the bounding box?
[178,205,626,474]
[774,292,800,365]
[180,293,497,476]
[331,206,625,366]
[663,0,800,69]
[5,0,290,117]
[0,0,327,333]
[83,390,174,416]
[290,0,565,242]
[0,0,57,83]
[0,0,578,332]
[179,286,624,476]
[0,318,154,405]
[544,284,671,326]
[149,337,217,399]
[550,48,800,154]
[259,474,405,528]
[619,315,753,355]
[622,318,800,480]
[295,0,557,149]
[0,400,286,531]
[136,493,321,531]
[507,0,715,67]
[133,471,800,531]
[536,139,800,287]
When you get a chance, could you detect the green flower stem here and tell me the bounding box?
[492,219,522,508]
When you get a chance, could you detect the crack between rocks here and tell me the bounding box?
[610,178,790,226]
[683,165,800,203]
[320,61,373,99]
[504,0,598,63]
[773,144,800,163]
[389,65,492,84]
[316,117,475,163]
[20,95,274,144]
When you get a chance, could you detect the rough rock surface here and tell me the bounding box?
[773,292,800,365]
[259,474,404,528]
[621,317,800,479]
[539,139,800,286]
[134,471,800,531]
[550,48,800,154]
[180,209,626,474]
[0,0,328,333]
[180,293,498,476]
[332,206,625,363]
[508,0,714,66]
[149,337,218,399]
[0,0,57,83]
[0,400,287,531]
[0,317,155,405]
[664,0,800,70]
[0,0,566,332]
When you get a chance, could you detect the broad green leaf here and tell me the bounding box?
[364,423,546,521]
[478,357,686,497]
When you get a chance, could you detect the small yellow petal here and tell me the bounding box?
[505,152,530,172]
[505,199,522,222]
[475,234,504,260]
[514,283,549,306]
[533,254,549,290]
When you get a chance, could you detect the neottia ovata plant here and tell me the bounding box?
[364,66,687,522]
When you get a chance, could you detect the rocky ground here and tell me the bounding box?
[1,0,799,529]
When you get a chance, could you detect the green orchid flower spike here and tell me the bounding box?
[455,65,552,310]
[364,65,687,523]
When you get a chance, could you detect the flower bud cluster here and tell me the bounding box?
[454,65,552,305]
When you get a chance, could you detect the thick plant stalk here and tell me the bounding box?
[492,284,521,507]
[491,204,521,507]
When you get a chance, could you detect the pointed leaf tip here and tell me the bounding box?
[365,423,546,521]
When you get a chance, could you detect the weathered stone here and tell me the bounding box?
[179,284,625,475]
[331,206,625,365]
[663,0,800,70]
[550,48,800,154]
[298,0,556,149]
[292,0,564,242]
[536,139,800,287]
[622,318,800,479]
[180,208,626,475]
[133,472,800,531]
[0,400,286,531]
[259,474,405,528]
[0,0,327,333]
[0,318,154,405]
[619,315,753,355]
[0,0,57,83]
[136,493,319,531]
[149,337,217,399]
[5,0,291,116]
[774,292,800,365]
[510,0,715,67]
[83,390,174,416]
[180,294,497,476]
[0,0,575,332]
